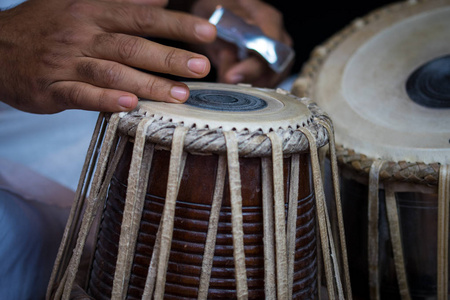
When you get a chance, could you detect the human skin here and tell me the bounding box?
[190,0,293,88]
[0,0,291,114]
[0,0,216,114]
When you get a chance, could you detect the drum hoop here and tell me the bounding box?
[115,98,330,157]
[336,144,440,185]
[293,0,445,182]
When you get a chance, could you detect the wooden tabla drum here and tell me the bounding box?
[46,83,351,299]
[293,0,450,299]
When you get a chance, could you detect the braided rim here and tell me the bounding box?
[114,93,330,158]
[292,0,443,184]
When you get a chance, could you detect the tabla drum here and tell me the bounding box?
[292,0,450,299]
[45,82,351,299]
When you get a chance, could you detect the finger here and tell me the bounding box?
[48,81,139,112]
[216,47,239,83]
[223,56,269,85]
[88,34,211,78]
[78,3,216,43]
[72,57,191,102]
[240,0,292,45]
[282,31,293,47]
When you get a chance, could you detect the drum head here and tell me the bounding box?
[294,0,450,164]
[138,82,313,133]
[121,82,329,156]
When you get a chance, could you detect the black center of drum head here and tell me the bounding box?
[186,89,268,112]
[406,55,450,108]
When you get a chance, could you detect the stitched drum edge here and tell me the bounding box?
[111,100,329,157]
[336,145,441,185]
[292,0,442,184]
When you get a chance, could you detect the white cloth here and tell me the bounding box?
[0,158,73,300]
[0,102,99,191]
[0,188,69,299]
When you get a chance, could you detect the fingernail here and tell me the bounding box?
[188,58,207,74]
[118,95,133,108]
[170,86,188,102]
[195,23,216,41]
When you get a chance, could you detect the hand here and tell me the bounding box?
[191,0,293,88]
[0,0,216,114]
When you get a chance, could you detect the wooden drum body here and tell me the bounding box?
[47,83,350,299]
[90,143,316,299]
[293,0,450,299]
